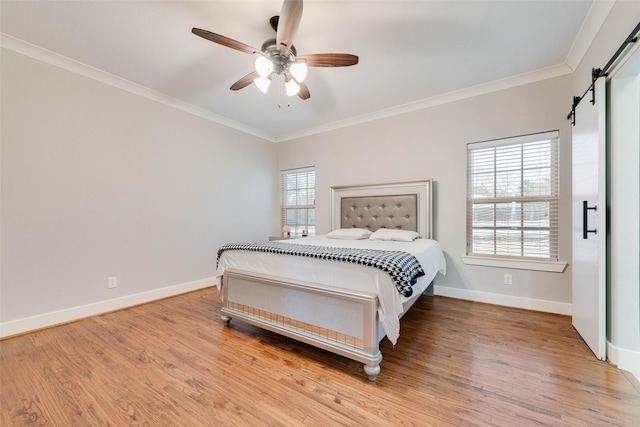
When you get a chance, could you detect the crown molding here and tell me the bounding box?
[0,33,276,142]
[277,2,614,143]
[564,0,616,71]
[275,63,573,142]
[3,4,608,146]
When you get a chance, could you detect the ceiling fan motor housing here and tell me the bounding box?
[261,38,297,74]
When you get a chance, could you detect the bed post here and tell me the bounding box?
[364,364,381,381]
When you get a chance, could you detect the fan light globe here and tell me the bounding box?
[289,62,308,82]
[254,76,272,94]
[255,56,274,77]
[285,78,300,96]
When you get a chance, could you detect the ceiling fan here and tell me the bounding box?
[192,0,358,100]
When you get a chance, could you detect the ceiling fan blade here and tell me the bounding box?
[297,53,359,67]
[230,71,260,91]
[297,81,310,100]
[192,28,259,55]
[276,0,303,55]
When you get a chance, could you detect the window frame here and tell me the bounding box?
[280,166,315,237]
[463,131,567,272]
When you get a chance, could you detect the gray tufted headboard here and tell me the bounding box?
[340,194,418,232]
[330,179,433,239]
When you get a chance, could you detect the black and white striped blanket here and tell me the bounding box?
[216,241,424,297]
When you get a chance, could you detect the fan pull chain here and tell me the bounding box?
[276,80,291,108]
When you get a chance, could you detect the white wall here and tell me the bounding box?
[572,0,640,379]
[0,48,276,336]
[276,75,574,313]
[608,51,640,377]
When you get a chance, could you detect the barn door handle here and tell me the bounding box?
[583,201,598,239]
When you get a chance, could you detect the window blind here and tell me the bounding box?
[281,167,315,236]
[466,131,559,260]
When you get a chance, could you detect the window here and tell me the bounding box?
[281,167,315,237]
[466,131,559,260]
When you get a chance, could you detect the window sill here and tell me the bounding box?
[461,255,567,273]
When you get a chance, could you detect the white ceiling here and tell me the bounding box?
[1,1,610,141]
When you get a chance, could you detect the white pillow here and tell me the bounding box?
[369,228,420,242]
[326,228,373,240]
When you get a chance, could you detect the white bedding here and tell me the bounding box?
[215,235,446,345]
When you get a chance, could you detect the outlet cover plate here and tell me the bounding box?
[108,276,117,289]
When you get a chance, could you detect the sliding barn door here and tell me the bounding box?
[571,78,607,360]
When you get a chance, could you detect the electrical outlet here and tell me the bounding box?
[108,276,118,289]
[504,273,513,285]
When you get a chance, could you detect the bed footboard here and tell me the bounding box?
[221,269,383,381]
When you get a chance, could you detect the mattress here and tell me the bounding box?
[215,235,446,344]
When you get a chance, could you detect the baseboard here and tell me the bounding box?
[434,285,572,315]
[608,341,640,382]
[0,277,214,339]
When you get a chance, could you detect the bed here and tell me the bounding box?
[215,179,446,381]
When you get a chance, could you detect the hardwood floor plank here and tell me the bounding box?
[2,287,639,426]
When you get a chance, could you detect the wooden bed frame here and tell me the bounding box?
[220,179,434,381]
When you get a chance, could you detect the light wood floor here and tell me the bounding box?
[1,287,639,426]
